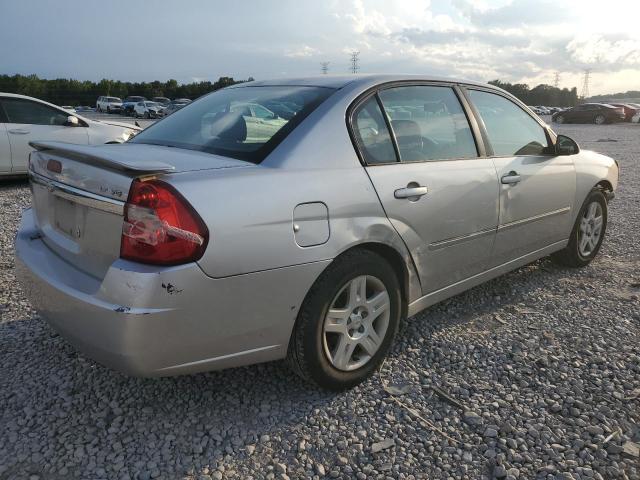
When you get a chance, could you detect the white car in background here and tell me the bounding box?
[0,93,141,176]
[96,96,123,113]
[133,101,164,119]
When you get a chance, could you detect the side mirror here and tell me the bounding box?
[66,115,79,126]
[556,134,579,155]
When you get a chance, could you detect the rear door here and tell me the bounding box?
[465,88,576,265]
[354,83,500,294]
[0,97,89,172]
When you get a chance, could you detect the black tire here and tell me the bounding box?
[287,249,402,391]
[594,114,606,125]
[107,106,111,114]
[552,188,608,268]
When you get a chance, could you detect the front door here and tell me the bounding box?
[0,97,88,172]
[353,84,500,294]
[465,89,576,265]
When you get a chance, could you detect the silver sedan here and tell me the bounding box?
[15,75,619,390]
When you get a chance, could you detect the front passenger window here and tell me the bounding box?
[468,90,549,156]
[1,99,68,126]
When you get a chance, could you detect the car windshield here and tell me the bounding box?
[131,86,334,163]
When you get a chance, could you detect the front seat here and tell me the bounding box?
[209,112,247,144]
[391,119,423,161]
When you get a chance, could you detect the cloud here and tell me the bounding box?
[567,35,640,68]
[284,45,320,58]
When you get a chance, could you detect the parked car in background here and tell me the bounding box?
[15,75,618,390]
[122,96,147,116]
[608,103,639,122]
[152,97,171,106]
[133,101,164,118]
[632,111,640,123]
[0,92,140,175]
[552,103,625,124]
[163,102,189,116]
[172,98,192,104]
[96,96,123,114]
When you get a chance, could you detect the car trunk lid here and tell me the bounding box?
[28,141,251,279]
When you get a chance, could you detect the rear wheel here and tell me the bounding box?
[552,188,608,268]
[595,114,606,125]
[107,106,111,114]
[287,249,402,390]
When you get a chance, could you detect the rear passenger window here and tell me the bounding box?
[378,86,477,162]
[352,97,397,164]
[468,90,549,156]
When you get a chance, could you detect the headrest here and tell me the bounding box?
[391,119,421,138]
[209,112,247,142]
[391,119,423,153]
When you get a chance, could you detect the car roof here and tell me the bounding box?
[231,74,492,90]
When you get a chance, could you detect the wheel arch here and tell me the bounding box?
[331,241,418,319]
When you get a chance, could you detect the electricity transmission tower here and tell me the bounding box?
[320,62,330,75]
[553,72,560,89]
[349,51,360,74]
[580,69,591,100]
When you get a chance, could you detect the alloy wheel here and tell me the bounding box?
[595,115,605,125]
[322,275,390,371]
[578,201,604,257]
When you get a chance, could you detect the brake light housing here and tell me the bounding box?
[120,179,208,265]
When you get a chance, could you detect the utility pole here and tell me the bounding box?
[553,72,560,89]
[580,69,591,101]
[349,51,360,74]
[320,62,330,75]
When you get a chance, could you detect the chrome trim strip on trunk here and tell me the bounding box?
[428,227,495,251]
[498,207,571,232]
[30,172,125,216]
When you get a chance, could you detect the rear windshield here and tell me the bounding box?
[130,86,335,163]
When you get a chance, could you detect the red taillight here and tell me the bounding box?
[120,179,208,265]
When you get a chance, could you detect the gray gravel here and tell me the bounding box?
[1,122,639,480]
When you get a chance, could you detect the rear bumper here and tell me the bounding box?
[15,208,329,376]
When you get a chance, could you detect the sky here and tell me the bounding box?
[1,0,639,95]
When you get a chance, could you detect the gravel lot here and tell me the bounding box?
[1,122,639,480]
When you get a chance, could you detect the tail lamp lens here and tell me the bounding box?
[120,179,208,265]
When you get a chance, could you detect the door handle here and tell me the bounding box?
[501,171,521,185]
[394,185,428,200]
[8,129,30,135]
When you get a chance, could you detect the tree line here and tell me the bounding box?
[0,74,591,108]
[0,74,252,106]
[588,90,640,102]
[488,80,579,107]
